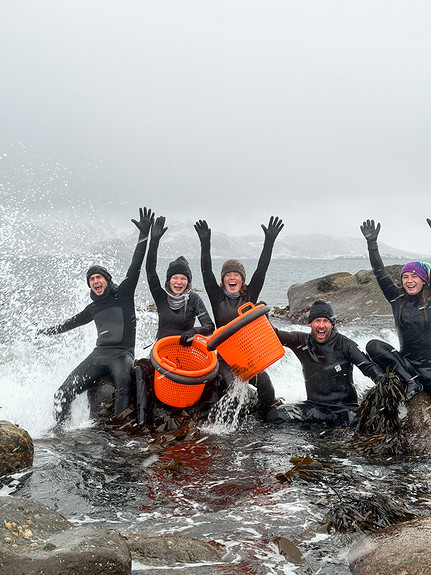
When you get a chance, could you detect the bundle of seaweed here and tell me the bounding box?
[353,370,407,457]
[325,493,415,533]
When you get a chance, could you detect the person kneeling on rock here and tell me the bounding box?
[268,299,385,427]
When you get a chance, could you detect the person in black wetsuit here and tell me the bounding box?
[194,216,283,421]
[361,219,431,399]
[37,207,154,425]
[272,299,385,427]
[146,216,215,343]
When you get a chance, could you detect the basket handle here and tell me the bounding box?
[160,358,177,370]
[238,302,256,315]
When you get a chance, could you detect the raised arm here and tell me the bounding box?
[360,219,398,302]
[124,207,154,289]
[194,220,219,295]
[145,216,168,298]
[248,216,284,301]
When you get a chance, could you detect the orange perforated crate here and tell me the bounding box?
[207,302,284,381]
[150,335,219,407]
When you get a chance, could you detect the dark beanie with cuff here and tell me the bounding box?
[86,266,112,286]
[221,259,246,282]
[166,256,192,283]
[307,299,335,325]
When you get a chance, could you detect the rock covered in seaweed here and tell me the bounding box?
[0,421,34,477]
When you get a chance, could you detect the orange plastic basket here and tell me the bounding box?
[150,335,219,408]
[207,302,285,381]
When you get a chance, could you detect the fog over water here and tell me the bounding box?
[1,1,431,252]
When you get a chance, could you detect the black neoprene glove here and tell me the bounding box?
[261,216,284,244]
[131,207,154,238]
[151,216,168,242]
[360,219,381,244]
[427,218,431,228]
[194,220,211,245]
[179,329,196,346]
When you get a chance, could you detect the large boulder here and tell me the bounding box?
[0,421,34,477]
[0,496,131,575]
[278,265,402,324]
[349,515,431,575]
[125,533,225,566]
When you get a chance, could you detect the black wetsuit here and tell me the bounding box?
[365,241,431,393]
[48,235,148,422]
[275,328,383,426]
[198,233,277,416]
[146,239,214,341]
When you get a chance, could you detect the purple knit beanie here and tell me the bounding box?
[401,261,429,283]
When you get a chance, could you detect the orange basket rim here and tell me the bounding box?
[151,335,218,380]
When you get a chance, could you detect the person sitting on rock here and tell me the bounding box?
[194,216,284,421]
[37,207,154,427]
[361,218,431,400]
[270,299,385,427]
[146,216,215,343]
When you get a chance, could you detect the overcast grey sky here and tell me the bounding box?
[1,0,431,252]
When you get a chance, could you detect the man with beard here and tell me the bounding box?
[270,299,385,426]
[37,207,154,427]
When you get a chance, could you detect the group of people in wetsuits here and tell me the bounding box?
[37,211,431,429]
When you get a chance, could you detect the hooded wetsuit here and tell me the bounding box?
[365,241,431,392]
[275,327,383,426]
[45,230,149,422]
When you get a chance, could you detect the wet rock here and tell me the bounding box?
[0,496,131,575]
[0,421,34,477]
[403,392,431,455]
[125,534,225,566]
[277,265,402,324]
[348,515,431,575]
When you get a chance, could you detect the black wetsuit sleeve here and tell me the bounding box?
[42,307,93,335]
[145,236,165,306]
[367,241,399,302]
[274,328,303,350]
[343,335,383,382]
[120,229,150,295]
[199,236,221,311]
[191,294,215,336]
[247,238,276,303]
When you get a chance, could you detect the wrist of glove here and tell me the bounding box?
[179,330,196,346]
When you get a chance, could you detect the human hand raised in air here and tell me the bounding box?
[360,219,381,243]
[151,216,168,242]
[427,218,431,228]
[262,216,284,243]
[131,207,154,238]
[194,220,211,244]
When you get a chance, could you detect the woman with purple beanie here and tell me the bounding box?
[361,219,431,399]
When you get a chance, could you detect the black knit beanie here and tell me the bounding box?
[86,265,112,287]
[221,259,246,282]
[166,256,192,283]
[307,299,335,325]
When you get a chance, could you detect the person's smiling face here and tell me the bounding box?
[223,272,243,295]
[88,273,108,296]
[169,274,188,295]
[402,271,426,296]
[309,317,333,344]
